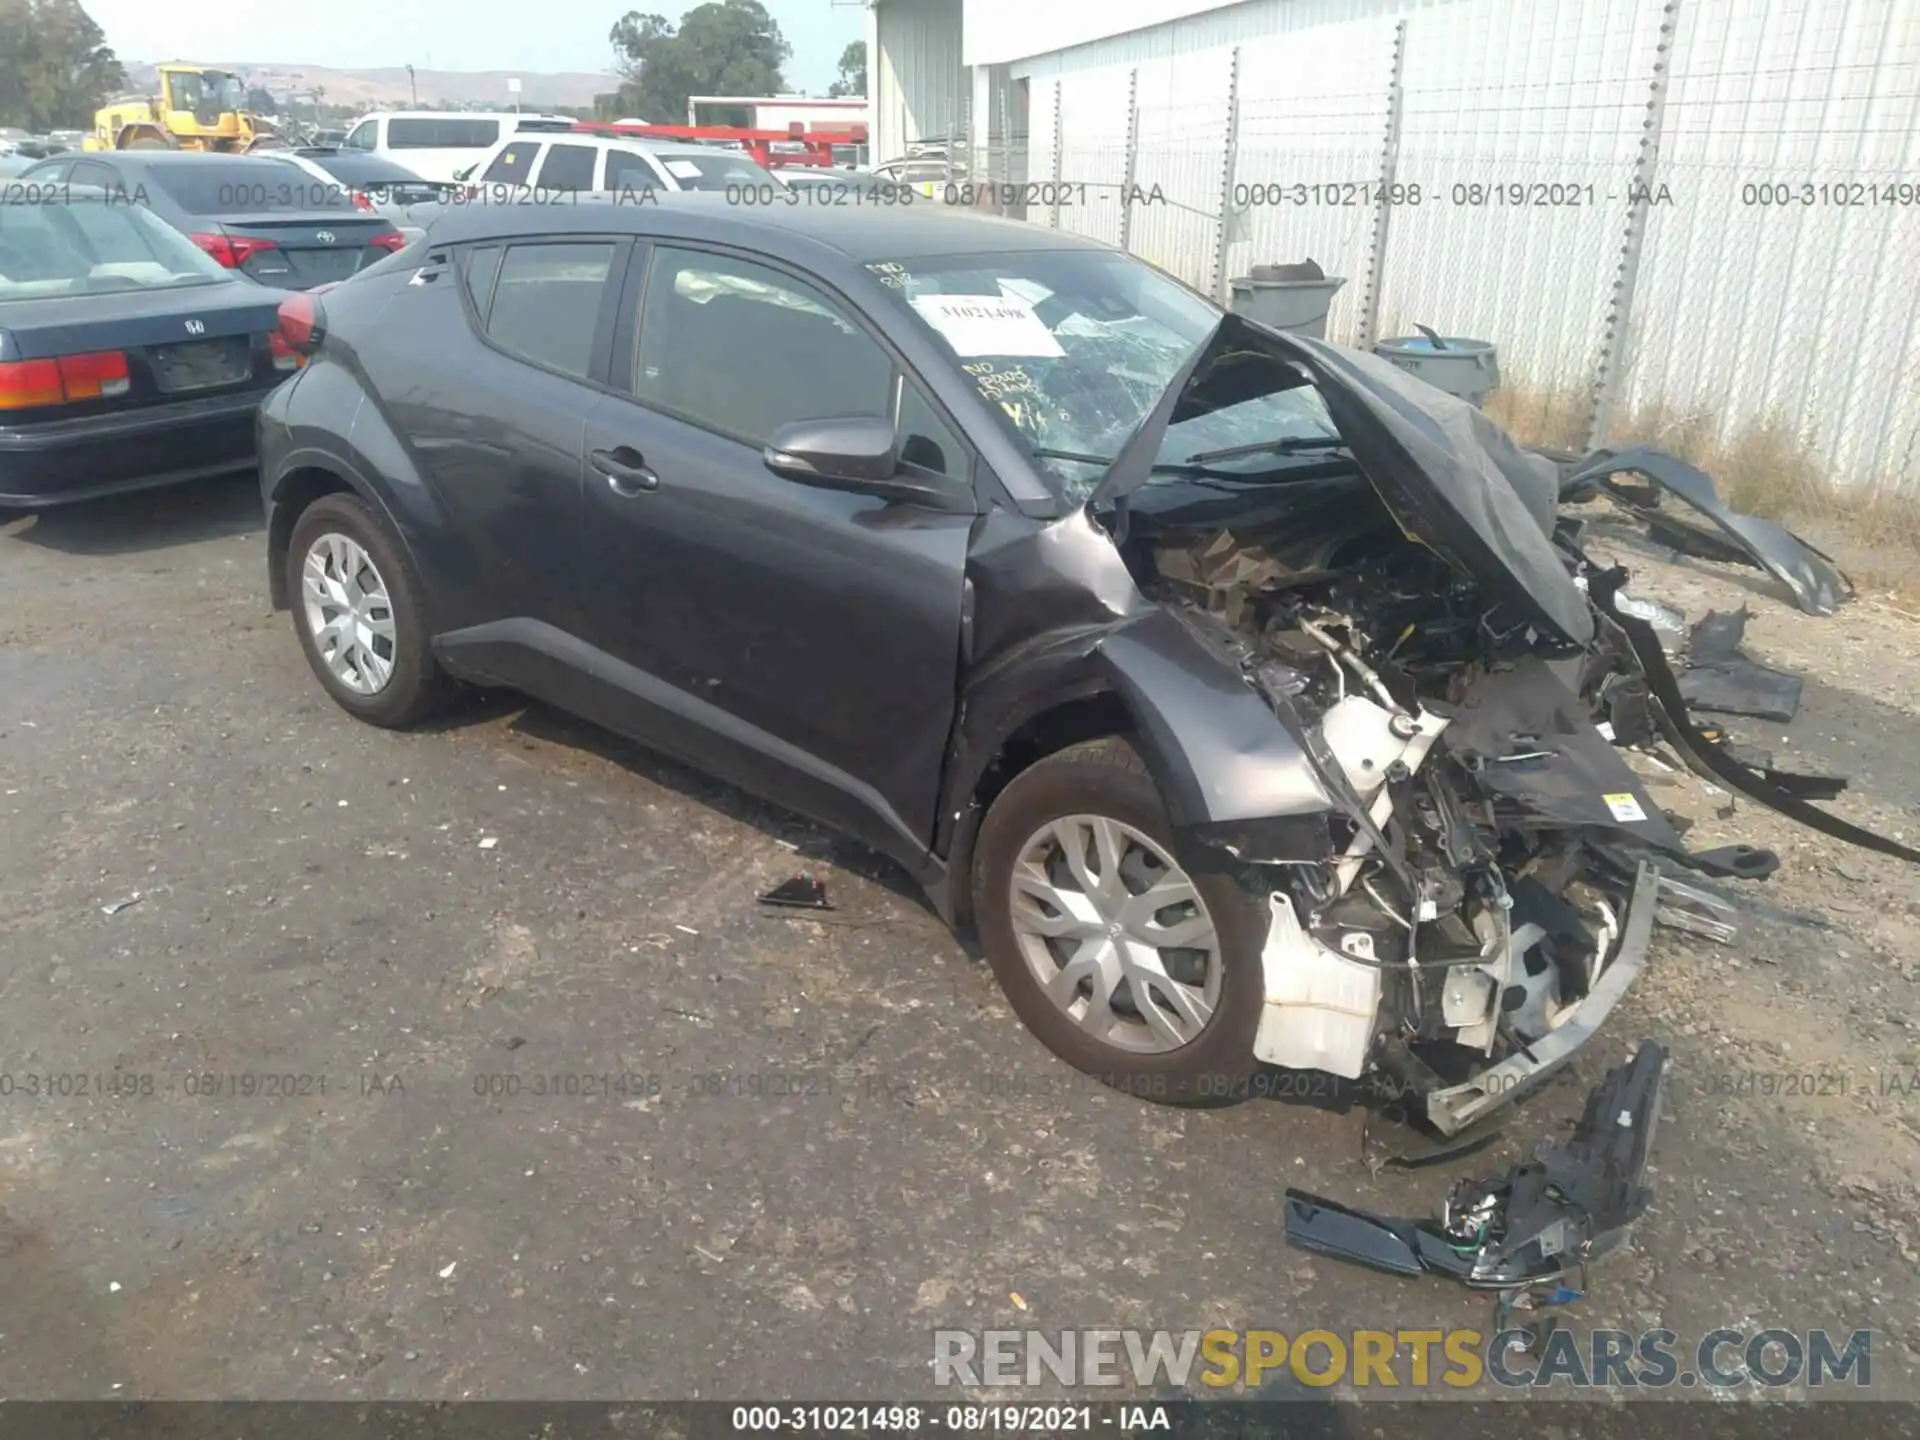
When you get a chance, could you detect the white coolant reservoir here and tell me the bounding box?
[1253,893,1382,1079]
[1318,696,1403,801]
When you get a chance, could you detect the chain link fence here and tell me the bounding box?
[933,0,1920,500]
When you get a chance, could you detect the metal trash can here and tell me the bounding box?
[1374,335,1501,406]
[1228,273,1348,340]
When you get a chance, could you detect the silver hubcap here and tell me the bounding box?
[301,532,396,695]
[1007,814,1223,1054]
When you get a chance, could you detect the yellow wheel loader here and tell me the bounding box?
[83,64,277,153]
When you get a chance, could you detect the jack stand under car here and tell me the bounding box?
[1283,1040,1667,1308]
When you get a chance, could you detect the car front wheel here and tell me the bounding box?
[971,737,1266,1105]
[287,492,448,729]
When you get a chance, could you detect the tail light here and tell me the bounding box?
[276,293,325,357]
[57,350,132,399]
[269,332,304,372]
[351,191,375,212]
[370,231,407,253]
[0,350,130,409]
[191,232,279,267]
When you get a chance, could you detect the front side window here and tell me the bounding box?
[633,247,893,447]
[481,141,540,185]
[343,121,376,151]
[482,242,617,379]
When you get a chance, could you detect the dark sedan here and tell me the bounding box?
[17,152,406,290]
[0,188,302,507]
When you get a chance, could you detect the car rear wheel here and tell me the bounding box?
[287,492,448,729]
[971,737,1265,1105]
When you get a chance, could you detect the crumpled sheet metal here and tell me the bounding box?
[1565,445,1853,617]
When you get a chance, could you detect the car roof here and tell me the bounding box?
[78,151,288,167]
[359,110,572,123]
[424,193,1112,262]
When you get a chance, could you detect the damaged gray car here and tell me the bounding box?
[258,203,1914,1308]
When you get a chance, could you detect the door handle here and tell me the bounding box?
[591,447,658,496]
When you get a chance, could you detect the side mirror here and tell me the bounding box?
[763,416,957,506]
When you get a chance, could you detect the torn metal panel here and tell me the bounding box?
[1438,660,1683,852]
[1568,446,1853,617]
[1678,661,1803,722]
[1602,594,1920,865]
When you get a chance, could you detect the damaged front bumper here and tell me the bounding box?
[1422,861,1658,1136]
[1285,1037,1667,1293]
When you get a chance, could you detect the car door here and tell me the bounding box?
[600,148,661,196]
[534,142,597,191]
[578,242,979,862]
[372,235,627,701]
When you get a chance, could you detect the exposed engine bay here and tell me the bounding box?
[1128,474,1659,1103]
[1087,323,1918,1307]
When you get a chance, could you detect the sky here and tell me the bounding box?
[81,0,865,94]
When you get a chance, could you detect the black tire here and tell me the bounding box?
[971,737,1266,1106]
[286,491,449,729]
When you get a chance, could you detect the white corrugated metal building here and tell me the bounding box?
[866,0,1920,489]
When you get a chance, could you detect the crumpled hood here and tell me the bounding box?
[1092,316,1593,649]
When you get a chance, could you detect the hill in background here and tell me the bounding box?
[125,61,615,110]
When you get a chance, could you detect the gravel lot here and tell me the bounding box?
[3,475,1919,1401]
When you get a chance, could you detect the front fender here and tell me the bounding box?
[1093,606,1334,828]
[937,605,1336,875]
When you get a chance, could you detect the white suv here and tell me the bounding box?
[338,111,577,184]
[455,133,785,194]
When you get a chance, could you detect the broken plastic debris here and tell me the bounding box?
[108,1281,122,1293]
[759,873,833,911]
[478,837,499,850]
[1010,1292,1028,1310]
[101,894,143,916]
[438,1262,457,1279]
[674,924,700,936]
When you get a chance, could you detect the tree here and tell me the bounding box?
[0,0,126,130]
[608,0,790,124]
[245,86,278,115]
[827,40,865,99]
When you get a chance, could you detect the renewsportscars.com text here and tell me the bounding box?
[932,1327,1873,1390]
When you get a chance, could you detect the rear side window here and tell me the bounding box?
[306,153,429,187]
[462,245,504,321]
[652,154,779,192]
[481,141,540,184]
[603,150,658,191]
[386,118,438,149]
[386,117,499,149]
[536,144,597,190]
[439,118,501,148]
[483,242,617,379]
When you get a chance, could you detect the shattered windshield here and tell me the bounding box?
[869,250,1344,502]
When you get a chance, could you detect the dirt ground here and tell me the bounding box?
[2,475,1918,1403]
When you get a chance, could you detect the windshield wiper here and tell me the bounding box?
[1029,446,1234,480]
[1182,434,1349,465]
[1028,447,1115,467]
